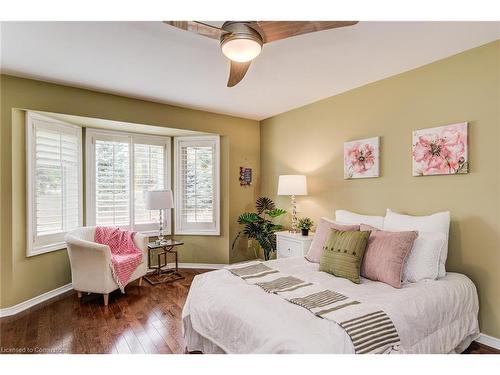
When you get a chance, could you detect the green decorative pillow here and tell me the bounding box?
[319,228,371,284]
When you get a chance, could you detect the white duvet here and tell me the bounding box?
[182,257,479,354]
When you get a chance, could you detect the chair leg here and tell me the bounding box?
[138,277,143,287]
[103,294,109,306]
[77,291,82,298]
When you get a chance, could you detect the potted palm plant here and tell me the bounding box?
[298,217,314,236]
[232,197,286,261]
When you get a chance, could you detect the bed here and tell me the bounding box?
[182,257,479,354]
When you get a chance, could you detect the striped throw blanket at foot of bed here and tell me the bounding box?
[227,261,401,354]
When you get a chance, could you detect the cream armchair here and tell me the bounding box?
[65,227,148,306]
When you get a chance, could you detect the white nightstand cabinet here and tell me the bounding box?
[276,231,315,259]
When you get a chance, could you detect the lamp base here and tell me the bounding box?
[156,238,169,245]
[290,194,298,233]
[156,209,169,245]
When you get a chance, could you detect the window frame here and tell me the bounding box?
[85,128,172,235]
[26,111,83,257]
[174,135,220,236]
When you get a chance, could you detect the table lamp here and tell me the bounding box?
[277,175,308,233]
[145,190,174,244]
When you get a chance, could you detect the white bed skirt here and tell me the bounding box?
[184,315,226,354]
[183,312,479,354]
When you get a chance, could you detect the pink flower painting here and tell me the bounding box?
[412,123,468,176]
[344,137,380,179]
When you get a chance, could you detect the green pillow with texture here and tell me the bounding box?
[319,228,371,284]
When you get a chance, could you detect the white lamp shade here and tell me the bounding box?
[145,190,174,210]
[277,175,308,196]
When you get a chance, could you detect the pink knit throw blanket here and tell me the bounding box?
[94,226,143,293]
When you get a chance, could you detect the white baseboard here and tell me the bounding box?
[177,263,224,270]
[475,333,500,350]
[0,283,73,318]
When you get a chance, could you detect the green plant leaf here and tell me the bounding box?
[237,212,259,224]
[270,224,283,232]
[255,197,275,214]
[242,222,261,239]
[266,208,287,218]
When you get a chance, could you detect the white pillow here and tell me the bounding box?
[384,209,450,278]
[403,231,446,282]
[335,209,384,229]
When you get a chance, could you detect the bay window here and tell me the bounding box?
[27,113,220,253]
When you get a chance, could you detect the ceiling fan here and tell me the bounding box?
[163,21,359,87]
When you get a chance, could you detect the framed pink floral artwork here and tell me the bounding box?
[412,122,468,176]
[344,137,380,179]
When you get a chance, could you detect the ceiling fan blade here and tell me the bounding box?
[227,60,251,87]
[256,21,358,43]
[163,21,225,40]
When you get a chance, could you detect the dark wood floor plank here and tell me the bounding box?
[115,297,148,354]
[151,319,184,354]
[36,306,51,351]
[9,312,29,351]
[1,268,498,354]
[462,341,499,354]
[86,302,110,354]
[120,292,161,354]
[142,323,173,354]
[23,308,39,346]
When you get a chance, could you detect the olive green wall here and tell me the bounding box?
[260,41,500,338]
[0,75,260,308]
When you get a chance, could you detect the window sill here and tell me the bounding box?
[27,242,67,257]
[137,230,172,237]
[174,231,221,236]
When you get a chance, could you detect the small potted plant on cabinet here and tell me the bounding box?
[298,217,314,236]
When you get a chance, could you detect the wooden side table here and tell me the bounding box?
[144,240,184,285]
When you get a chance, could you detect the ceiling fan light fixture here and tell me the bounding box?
[221,37,262,62]
[164,20,360,86]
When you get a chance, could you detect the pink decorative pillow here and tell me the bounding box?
[360,224,418,288]
[306,218,360,263]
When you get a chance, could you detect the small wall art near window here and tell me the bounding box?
[344,137,380,179]
[239,167,252,186]
[412,122,468,176]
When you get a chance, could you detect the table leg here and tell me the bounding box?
[145,244,184,285]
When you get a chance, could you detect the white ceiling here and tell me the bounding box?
[1,21,499,120]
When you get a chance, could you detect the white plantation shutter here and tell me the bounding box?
[86,130,171,233]
[27,113,83,256]
[181,145,214,223]
[94,138,130,227]
[175,136,220,235]
[133,139,170,232]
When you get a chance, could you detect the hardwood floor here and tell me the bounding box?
[462,341,499,354]
[0,269,207,354]
[0,268,498,354]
